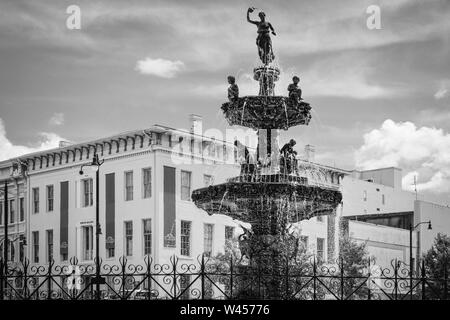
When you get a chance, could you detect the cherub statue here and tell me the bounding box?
[280,139,298,174]
[227,75,239,102]
[288,76,303,102]
[247,7,276,65]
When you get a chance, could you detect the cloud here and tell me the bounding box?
[355,119,450,193]
[135,57,185,78]
[434,79,450,100]
[49,112,64,126]
[0,118,63,161]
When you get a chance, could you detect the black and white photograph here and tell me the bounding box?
[0,0,449,315]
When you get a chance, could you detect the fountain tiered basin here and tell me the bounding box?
[192,161,342,223]
[191,16,343,298]
[221,96,311,130]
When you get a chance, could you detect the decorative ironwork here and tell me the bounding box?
[1,257,448,300]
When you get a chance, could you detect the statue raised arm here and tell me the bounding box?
[246,8,276,65]
[247,7,258,25]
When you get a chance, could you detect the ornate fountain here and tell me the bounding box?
[192,8,342,299]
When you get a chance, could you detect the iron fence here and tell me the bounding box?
[0,255,448,300]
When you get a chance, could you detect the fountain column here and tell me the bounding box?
[254,66,281,171]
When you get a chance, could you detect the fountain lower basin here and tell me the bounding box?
[191,179,342,224]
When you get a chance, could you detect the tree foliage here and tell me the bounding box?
[422,233,450,298]
[423,233,450,278]
[336,236,370,299]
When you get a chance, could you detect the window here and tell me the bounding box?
[143,219,152,255]
[179,275,191,299]
[363,190,367,202]
[203,174,214,187]
[382,194,385,205]
[82,179,93,207]
[203,224,214,256]
[317,238,325,262]
[225,226,235,242]
[61,251,68,262]
[142,168,152,198]
[155,133,162,145]
[46,229,53,262]
[223,144,228,161]
[125,171,133,201]
[125,221,133,256]
[46,185,54,212]
[19,236,25,262]
[181,171,191,201]
[19,198,24,222]
[82,226,93,261]
[209,142,216,157]
[190,139,194,153]
[107,247,115,259]
[9,199,15,223]
[300,236,309,252]
[33,188,39,214]
[32,231,39,263]
[180,220,191,256]
[8,241,15,261]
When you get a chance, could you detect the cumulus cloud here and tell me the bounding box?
[0,118,63,161]
[434,79,450,100]
[49,112,64,126]
[355,119,450,193]
[135,57,185,78]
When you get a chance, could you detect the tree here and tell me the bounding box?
[423,233,450,299]
[337,236,370,299]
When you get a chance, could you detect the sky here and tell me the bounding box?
[0,0,449,200]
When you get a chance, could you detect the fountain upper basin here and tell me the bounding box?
[221,96,312,130]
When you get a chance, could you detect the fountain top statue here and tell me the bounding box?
[247,7,276,65]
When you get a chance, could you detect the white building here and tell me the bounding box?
[15,115,243,275]
[337,167,450,270]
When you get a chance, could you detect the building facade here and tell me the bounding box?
[0,160,27,267]
[17,116,242,275]
[337,167,450,270]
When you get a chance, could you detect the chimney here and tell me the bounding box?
[304,144,315,162]
[189,114,203,136]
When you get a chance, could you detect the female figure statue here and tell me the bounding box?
[247,7,276,65]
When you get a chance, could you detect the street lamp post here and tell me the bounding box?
[79,153,105,300]
[409,220,432,300]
